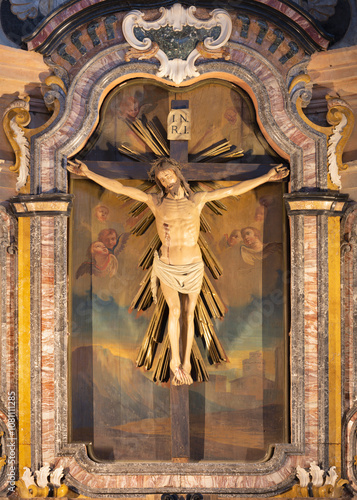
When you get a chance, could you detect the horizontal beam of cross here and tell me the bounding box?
[75,160,282,182]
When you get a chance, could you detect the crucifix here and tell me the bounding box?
[68,98,287,461]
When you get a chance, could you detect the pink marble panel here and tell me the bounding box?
[0,212,16,396]
[40,217,56,463]
[27,0,109,50]
[56,459,302,492]
[56,458,184,490]
[303,217,319,449]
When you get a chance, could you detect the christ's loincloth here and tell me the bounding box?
[151,251,204,303]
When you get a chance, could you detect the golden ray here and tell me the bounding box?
[130,213,155,236]
[129,269,152,312]
[195,296,227,364]
[190,139,244,163]
[118,145,151,162]
[136,290,168,370]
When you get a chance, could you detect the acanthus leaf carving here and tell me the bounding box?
[2,77,67,192]
[326,95,355,189]
[16,465,71,498]
[282,462,349,497]
[2,97,31,191]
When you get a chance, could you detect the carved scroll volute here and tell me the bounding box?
[2,75,67,192]
[289,74,355,189]
[326,95,355,174]
[3,97,31,191]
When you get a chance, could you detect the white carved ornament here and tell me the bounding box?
[10,116,30,191]
[21,467,35,489]
[50,466,64,487]
[122,3,232,84]
[35,464,51,488]
[21,464,64,488]
[327,113,347,189]
[296,465,310,487]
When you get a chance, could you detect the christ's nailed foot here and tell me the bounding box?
[171,365,193,386]
[182,367,193,385]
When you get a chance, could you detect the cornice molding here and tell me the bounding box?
[9,193,74,217]
[284,191,349,216]
[24,0,331,55]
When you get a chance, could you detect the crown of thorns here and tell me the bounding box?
[148,157,183,181]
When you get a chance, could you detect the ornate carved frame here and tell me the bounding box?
[28,47,326,499]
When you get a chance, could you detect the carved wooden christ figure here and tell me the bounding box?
[68,158,288,386]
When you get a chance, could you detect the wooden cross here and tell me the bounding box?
[82,93,278,185]
[74,99,282,461]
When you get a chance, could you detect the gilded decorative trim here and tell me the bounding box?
[328,216,343,471]
[17,217,31,470]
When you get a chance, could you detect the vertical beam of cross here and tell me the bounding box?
[169,99,189,164]
[169,100,191,462]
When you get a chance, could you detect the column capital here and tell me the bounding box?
[284,191,349,216]
[9,193,74,217]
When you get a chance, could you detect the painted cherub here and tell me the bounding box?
[76,240,118,279]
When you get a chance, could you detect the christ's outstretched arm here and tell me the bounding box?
[67,160,153,205]
[200,164,289,203]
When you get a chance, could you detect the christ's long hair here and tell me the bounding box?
[149,157,193,203]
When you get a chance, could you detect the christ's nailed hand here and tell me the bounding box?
[67,159,89,177]
[267,164,289,181]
